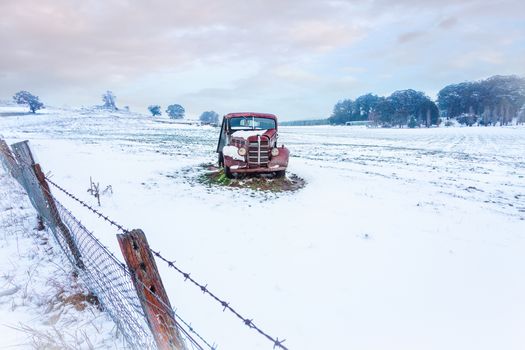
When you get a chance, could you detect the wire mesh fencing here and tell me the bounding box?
[53,198,158,349]
[50,195,206,350]
[0,139,208,350]
[1,140,157,348]
[43,172,288,349]
[1,138,288,350]
[0,138,20,180]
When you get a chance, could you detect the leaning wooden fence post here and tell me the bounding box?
[11,140,85,269]
[33,163,85,269]
[0,138,20,179]
[117,229,186,350]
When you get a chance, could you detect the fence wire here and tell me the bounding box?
[52,198,158,349]
[44,173,288,349]
[4,141,157,349]
[0,139,21,181]
[1,139,287,350]
[0,140,211,350]
[53,197,207,350]
[43,176,212,349]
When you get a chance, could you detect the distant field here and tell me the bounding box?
[1,107,524,350]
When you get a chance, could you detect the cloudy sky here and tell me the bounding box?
[1,0,524,120]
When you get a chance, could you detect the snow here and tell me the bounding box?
[223,145,245,161]
[0,164,121,349]
[231,129,268,139]
[1,105,524,349]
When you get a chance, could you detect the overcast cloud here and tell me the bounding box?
[1,0,524,119]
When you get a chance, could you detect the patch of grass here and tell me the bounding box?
[9,323,96,350]
[198,163,305,193]
[215,170,232,186]
[60,291,100,312]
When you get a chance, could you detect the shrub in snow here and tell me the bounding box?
[13,91,44,113]
[166,104,185,119]
[87,177,112,206]
[148,105,162,116]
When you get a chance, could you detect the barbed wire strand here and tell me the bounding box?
[151,249,288,350]
[9,159,156,348]
[45,175,129,233]
[138,286,214,350]
[44,174,288,350]
[43,179,213,350]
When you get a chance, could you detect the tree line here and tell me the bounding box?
[148,105,219,124]
[328,75,525,127]
[281,119,330,126]
[9,75,524,127]
[8,90,220,125]
[437,75,525,126]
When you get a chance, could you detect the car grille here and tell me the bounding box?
[248,136,269,167]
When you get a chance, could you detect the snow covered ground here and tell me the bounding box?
[0,160,123,349]
[1,106,524,349]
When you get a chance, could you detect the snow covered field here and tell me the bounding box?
[1,106,524,349]
[0,161,122,348]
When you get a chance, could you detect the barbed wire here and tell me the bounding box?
[43,173,288,350]
[150,249,288,350]
[45,175,130,233]
[51,196,157,348]
[138,284,216,350]
[171,307,218,350]
[42,183,214,350]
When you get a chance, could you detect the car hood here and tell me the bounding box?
[231,129,276,140]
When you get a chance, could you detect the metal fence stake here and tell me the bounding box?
[118,229,187,350]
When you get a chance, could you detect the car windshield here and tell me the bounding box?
[229,117,276,130]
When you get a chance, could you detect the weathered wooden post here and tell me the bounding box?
[11,140,85,269]
[117,229,186,350]
[0,138,20,178]
[33,163,85,269]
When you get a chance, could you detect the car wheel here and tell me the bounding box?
[275,170,286,178]
[224,166,233,179]
[218,152,224,167]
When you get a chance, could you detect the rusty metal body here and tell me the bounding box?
[217,112,289,174]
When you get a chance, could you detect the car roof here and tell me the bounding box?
[224,112,277,119]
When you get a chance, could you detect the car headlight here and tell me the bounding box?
[238,147,247,156]
[271,148,279,157]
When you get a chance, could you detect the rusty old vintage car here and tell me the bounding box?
[216,112,289,178]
